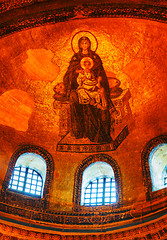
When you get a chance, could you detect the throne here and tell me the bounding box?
[53,76,132,153]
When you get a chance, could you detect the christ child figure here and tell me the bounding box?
[77,57,107,110]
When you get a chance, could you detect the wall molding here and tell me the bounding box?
[0,204,167,237]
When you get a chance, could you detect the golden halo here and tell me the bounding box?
[71,31,98,53]
[80,57,94,70]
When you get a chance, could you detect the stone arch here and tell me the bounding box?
[1,145,54,209]
[73,154,122,211]
[141,135,167,200]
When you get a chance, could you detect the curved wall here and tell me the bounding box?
[0,17,167,210]
[0,1,167,237]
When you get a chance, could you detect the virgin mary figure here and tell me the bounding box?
[63,33,116,143]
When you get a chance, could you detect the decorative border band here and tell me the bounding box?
[57,126,129,153]
[0,211,167,238]
[0,3,167,38]
[0,198,167,226]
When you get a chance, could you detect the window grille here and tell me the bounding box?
[164,175,167,186]
[8,166,43,197]
[84,176,116,206]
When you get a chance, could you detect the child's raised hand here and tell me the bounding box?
[76,69,84,74]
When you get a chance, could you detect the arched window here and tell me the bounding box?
[149,143,167,192]
[81,162,117,206]
[8,152,46,198]
[141,135,167,200]
[74,154,122,210]
[2,145,54,209]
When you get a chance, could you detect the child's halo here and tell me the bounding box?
[80,57,94,70]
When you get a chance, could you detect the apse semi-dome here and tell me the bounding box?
[0,0,167,239]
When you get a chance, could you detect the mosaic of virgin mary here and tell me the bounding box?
[55,31,116,143]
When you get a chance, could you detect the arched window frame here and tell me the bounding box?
[1,145,54,209]
[73,154,122,211]
[141,135,167,201]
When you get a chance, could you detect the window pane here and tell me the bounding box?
[106,182,111,187]
[92,184,97,188]
[105,192,110,197]
[30,190,35,194]
[20,172,25,177]
[91,198,96,204]
[105,178,111,183]
[91,193,96,198]
[85,199,90,203]
[98,188,103,193]
[33,175,37,180]
[97,192,103,198]
[13,176,19,180]
[37,186,42,191]
[25,184,30,189]
[31,185,36,190]
[18,182,24,187]
[27,178,31,183]
[105,197,110,201]
[13,180,18,185]
[21,167,26,171]
[98,178,104,183]
[14,171,19,175]
[32,180,37,185]
[85,193,90,198]
[92,188,97,193]
[37,181,42,186]
[20,177,24,182]
[98,183,103,188]
[111,197,116,202]
[25,188,30,193]
[97,198,102,203]
[85,188,91,193]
